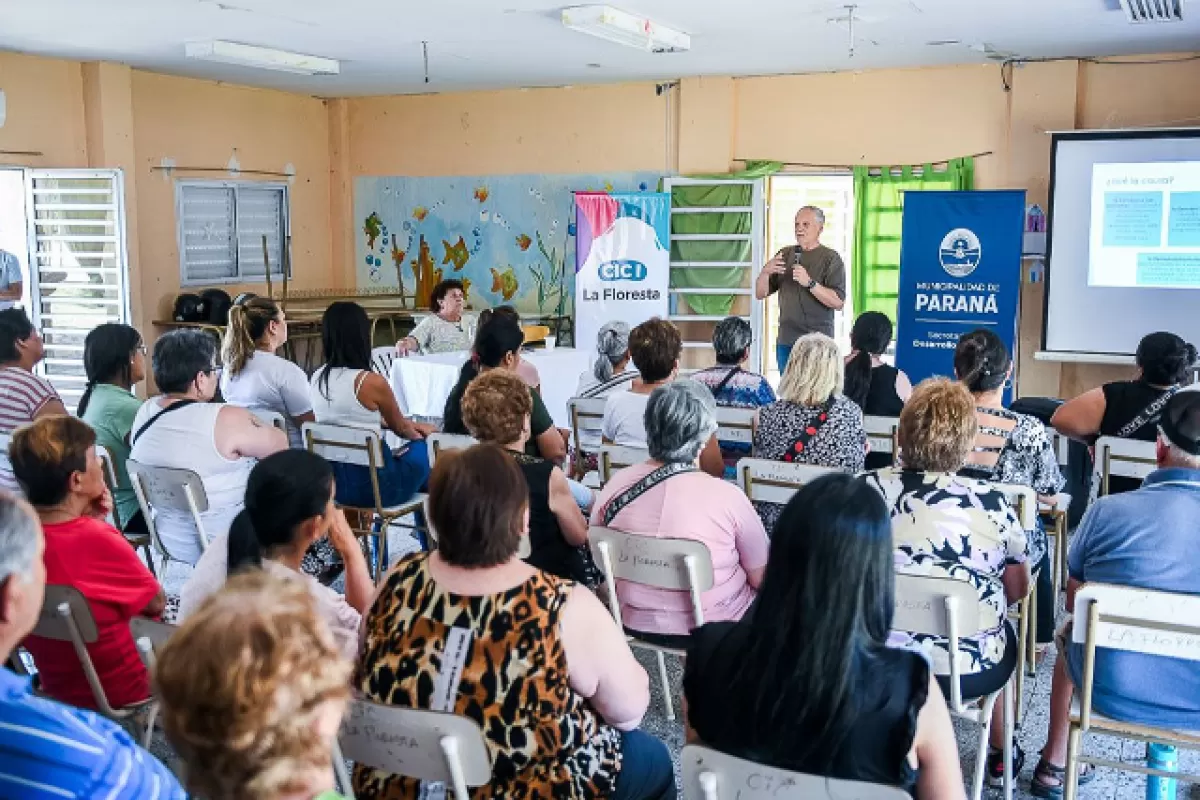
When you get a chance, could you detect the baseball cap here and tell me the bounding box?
[1159,391,1200,455]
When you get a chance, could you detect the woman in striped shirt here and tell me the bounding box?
[0,308,66,493]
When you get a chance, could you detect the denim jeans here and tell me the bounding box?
[331,440,430,509]
[568,476,594,512]
[613,729,677,800]
[776,343,793,374]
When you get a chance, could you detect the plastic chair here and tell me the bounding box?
[371,345,397,378]
[126,459,212,571]
[588,525,714,722]
[302,422,425,581]
[681,744,910,799]
[1040,492,1072,597]
[992,481,1040,719]
[129,616,177,747]
[33,585,157,745]
[714,406,754,450]
[863,414,901,459]
[735,458,845,507]
[1092,436,1157,499]
[338,700,493,799]
[597,444,649,486]
[1063,584,1200,800]
[427,432,478,469]
[567,396,607,481]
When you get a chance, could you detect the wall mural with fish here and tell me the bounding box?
[354,172,660,332]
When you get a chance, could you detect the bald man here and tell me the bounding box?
[755,206,846,373]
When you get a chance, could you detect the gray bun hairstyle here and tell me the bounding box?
[594,320,632,382]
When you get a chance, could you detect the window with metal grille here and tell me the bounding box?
[176,181,289,285]
[25,170,130,411]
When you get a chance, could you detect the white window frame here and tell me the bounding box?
[175,179,290,286]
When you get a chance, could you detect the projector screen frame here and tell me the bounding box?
[1042,126,1200,359]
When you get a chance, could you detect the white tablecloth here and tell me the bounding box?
[391,348,591,429]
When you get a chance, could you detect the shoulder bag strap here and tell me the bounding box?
[132,399,198,446]
[711,366,742,396]
[600,462,697,526]
[781,397,835,463]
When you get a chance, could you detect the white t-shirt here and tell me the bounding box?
[220,351,313,448]
[601,390,651,448]
[574,369,638,453]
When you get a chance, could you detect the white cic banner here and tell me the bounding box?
[574,192,670,353]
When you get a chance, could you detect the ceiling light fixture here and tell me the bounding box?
[561,6,690,53]
[184,41,340,75]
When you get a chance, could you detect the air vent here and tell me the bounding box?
[1119,0,1183,23]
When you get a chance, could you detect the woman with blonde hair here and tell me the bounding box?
[751,332,867,531]
[156,570,353,800]
[221,294,315,449]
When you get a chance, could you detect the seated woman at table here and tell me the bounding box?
[220,293,314,449]
[310,302,435,508]
[395,278,477,355]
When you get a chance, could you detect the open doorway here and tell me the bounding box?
[0,169,30,310]
[762,173,855,382]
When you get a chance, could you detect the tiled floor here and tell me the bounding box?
[153,530,1199,798]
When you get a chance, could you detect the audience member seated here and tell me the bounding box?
[0,308,67,493]
[12,416,165,711]
[443,314,566,462]
[693,316,777,478]
[864,378,1030,786]
[844,311,910,470]
[310,302,433,509]
[591,380,768,646]
[574,321,639,473]
[752,333,867,531]
[479,304,542,389]
[178,450,370,658]
[0,493,185,798]
[1052,331,1197,495]
[684,474,965,798]
[77,323,147,532]
[602,317,724,478]
[221,293,315,449]
[355,443,674,800]
[956,328,1061,647]
[1031,392,1200,798]
[130,329,287,565]
[395,278,477,355]
[156,571,352,800]
[461,369,600,586]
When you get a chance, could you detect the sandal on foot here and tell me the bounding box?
[986,741,1026,788]
[1030,757,1097,799]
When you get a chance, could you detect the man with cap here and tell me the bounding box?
[1030,391,1200,798]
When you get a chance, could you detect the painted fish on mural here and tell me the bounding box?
[490,266,520,301]
[363,212,382,249]
[473,186,489,203]
[442,236,470,271]
[413,206,429,222]
[515,234,532,251]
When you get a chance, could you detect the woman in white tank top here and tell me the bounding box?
[129,330,288,565]
[309,303,434,509]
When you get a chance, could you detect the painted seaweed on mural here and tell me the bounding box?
[354,173,660,322]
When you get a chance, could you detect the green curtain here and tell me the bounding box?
[851,158,974,322]
[667,161,783,316]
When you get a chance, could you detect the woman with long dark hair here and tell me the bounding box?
[179,450,371,658]
[77,323,146,531]
[683,473,964,797]
[844,311,911,414]
[309,302,433,508]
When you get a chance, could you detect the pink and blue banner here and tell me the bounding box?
[574,192,670,352]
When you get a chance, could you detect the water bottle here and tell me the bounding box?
[1146,742,1177,800]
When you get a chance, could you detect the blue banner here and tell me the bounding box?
[895,191,1025,398]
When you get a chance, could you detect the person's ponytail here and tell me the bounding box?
[226,509,264,576]
[223,304,255,377]
[843,349,873,410]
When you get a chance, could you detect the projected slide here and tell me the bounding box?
[1089,162,1200,289]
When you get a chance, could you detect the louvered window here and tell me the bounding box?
[26,170,130,411]
[176,181,288,285]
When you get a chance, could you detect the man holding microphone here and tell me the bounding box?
[755,206,846,372]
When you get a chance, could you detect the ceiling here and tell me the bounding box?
[3,0,1199,96]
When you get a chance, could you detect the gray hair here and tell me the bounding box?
[593,320,631,382]
[798,205,826,226]
[1159,431,1200,471]
[0,493,40,584]
[645,379,718,464]
[712,316,752,366]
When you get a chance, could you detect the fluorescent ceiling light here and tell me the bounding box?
[185,41,340,75]
[561,6,690,53]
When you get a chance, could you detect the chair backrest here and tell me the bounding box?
[714,406,755,446]
[862,414,901,456]
[250,409,287,432]
[735,458,844,506]
[427,432,478,469]
[598,444,649,485]
[130,616,177,671]
[371,346,397,378]
[339,700,493,798]
[681,744,910,800]
[95,444,119,491]
[1050,430,1071,466]
[567,396,607,450]
[992,482,1038,530]
[892,573,985,711]
[126,459,212,558]
[34,584,99,643]
[588,526,715,629]
[302,422,386,469]
[1093,436,1158,496]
